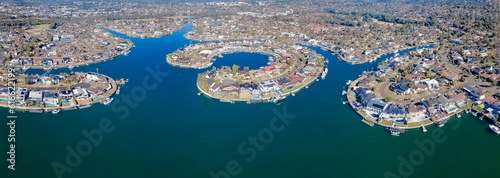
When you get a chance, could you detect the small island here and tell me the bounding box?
[346,42,500,135]
[0,71,121,113]
[167,40,327,103]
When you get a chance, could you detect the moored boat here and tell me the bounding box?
[489,124,500,134]
[386,127,405,136]
[435,120,447,127]
[52,108,61,114]
[101,98,114,105]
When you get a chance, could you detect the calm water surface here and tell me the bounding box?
[1,23,499,178]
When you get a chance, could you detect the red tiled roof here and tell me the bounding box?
[264,66,276,71]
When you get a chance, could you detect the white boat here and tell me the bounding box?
[22,65,30,70]
[43,66,52,70]
[101,98,114,105]
[269,96,285,103]
[52,108,60,114]
[116,86,121,94]
[321,68,328,79]
[342,90,347,95]
[489,124,500,134]
[68,65,74,69]
[346,80,352,85]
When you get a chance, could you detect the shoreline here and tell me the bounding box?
[0,75,119,113]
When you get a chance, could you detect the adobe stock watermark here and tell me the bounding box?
[51,64,169,178]
[209,107,296,178]
[383,117,462,178]
[6,67,18,171]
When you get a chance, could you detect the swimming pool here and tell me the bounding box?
[94,96,101,100]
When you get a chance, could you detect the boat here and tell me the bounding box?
[321,68,328,79]
[342,90,347,95]
[421,124,427,132]
[489,124,500,134]
[43,66,52,70]
[68,65,74,69]
[435,120,447,128]
[52,108,61,114]
[78,104,91,109]
[116,86,121,94]
[269,96,286,103]
[346,80,352,85]
[386,127,405,136]
[218,54,223,58]
[22,65,30,70]
[101,98,114,105]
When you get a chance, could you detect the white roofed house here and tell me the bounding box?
[365,99,387,113]
[258,80,280,94]
[72,88,89,100]
[28,91,43,103]
[43,92,59,107]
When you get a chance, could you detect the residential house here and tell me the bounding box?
[366,99,387,113]
[380,104,406,121]
[28,91,43,103]
[43,92,59,106]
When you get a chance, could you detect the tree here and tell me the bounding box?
[232,64,239,75]
[385,97,392,102]
[243,66,249,71]
[459,76,465,82]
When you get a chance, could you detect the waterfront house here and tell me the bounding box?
[73,88,89,100]
[423,97,441,114]
[448,92,467,107]
[0,88,11,102]
[43,92,59,106]
[28,91,43,103]
[59,89,73,101]
[276,77,292,88]
[290,75,304,85]
[302,64,315,74]
[15,87,28,104]
[209,83,220,93]
[258,80,280,94]
[239,82,258,95]
[42,58,53,66]
[366,99,387,113]
[406,105,427,122]
[380,104,406,121]
[355,88,376,106]
[357,75,376,88]
[438,96,456,114]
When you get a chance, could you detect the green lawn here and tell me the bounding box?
[35,24,51,29]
